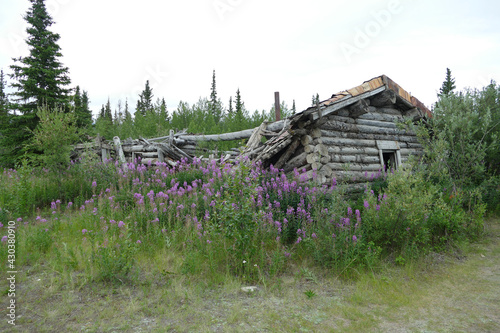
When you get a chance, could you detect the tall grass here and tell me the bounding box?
[0,156,487,286]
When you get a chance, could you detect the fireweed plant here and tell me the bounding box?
[0,156,486,284]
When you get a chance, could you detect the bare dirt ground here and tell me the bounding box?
[2,218,500,332]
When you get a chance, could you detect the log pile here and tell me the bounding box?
[73,75,431,187]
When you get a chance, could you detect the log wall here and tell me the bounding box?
[286,105,423,184]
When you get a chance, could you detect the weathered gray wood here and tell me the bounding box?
[122,145,156,153]
[283,152,308,173]
[327,163,383,171]
[370,89,397,106]
[136,152,159,158]
[348,99,370,118]
[376,140,400,150]
[375,107,403,116]
[329,155,381,164]
[328,146,380,156]
[333,170,383,182]
[355,118,398,129]
[157,149,164,163]
[258,137,293,162]
[321,136,377,147]
[113,136,127,168]
[306,153,320,164]
[320,155,331,164]
[400,148,423,156]
[178,129,255,142]
[274,139,300,169]
[314,144,329,156]
[304,145,315,153]
[245,122,267,151]
[321,120,358,133]
[311,128,322,138]
[301,135,313,146]
[327,114,356,124]
[357,112,403,123]
[403,107,424,121]
[321,121,411,136]
[320,129,419,143]
[310,86,387,121]
[101,148,108,162]
[139,158,158,165]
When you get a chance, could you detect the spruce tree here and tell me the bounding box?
[136,80,154,116]
[0,69,8,128]
[234,88,245,128]
[104,98,113,123]
[73,86,92,128]
[0,70,10,161]
[209,70,223,124]
[228,96,233,115]
[5,0,71,165]
[439,68,456,97]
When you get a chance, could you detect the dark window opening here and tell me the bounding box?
[382,151,397,171]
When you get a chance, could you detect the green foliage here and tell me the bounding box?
[361,167,485,259]
[73,86,92,129]
[90,232,138,283]
[419,91,499,188]
[27,227,54,253]
[30,105,79,171]
[136,80,154,117]
[5,0,72,165]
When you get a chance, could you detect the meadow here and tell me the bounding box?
[0,155,495,332]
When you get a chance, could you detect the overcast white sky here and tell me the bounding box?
[1,0,499,117]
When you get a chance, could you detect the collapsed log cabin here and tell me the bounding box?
[73,75,431,187]
[246,75,432,185]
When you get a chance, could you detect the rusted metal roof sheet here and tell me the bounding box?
[318,74,431,117]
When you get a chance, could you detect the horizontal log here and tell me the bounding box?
[333,170,384,182]
[326,114,356,124]
[320,129,419,143]
[74,142,114,150]
[122,145,157,153]
[321,120,412,136]
[400,148,423,156]
[136,152,158,158]
[355,118,398,129]
[321,136,377,147]
[328,146,380,156]
[357,112,403,123]
[375,107,403,116]
[329,155,381,164]
[321,120,358,133]
[154,121,286,143]
[326,163,383,172]
[139,158,158,164]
